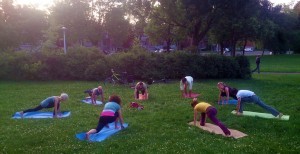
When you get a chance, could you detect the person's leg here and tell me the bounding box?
[200,113,206,126]
[252,66,258,73]
[206,107,231,135]
[257,64,260,73]
[23,105,44,113]
[251,95,280,117]
[86,116,117,140]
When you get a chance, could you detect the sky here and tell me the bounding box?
[13,0,300,11]
[270,0,299,5]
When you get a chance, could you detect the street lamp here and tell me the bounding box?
[61,26,67,54]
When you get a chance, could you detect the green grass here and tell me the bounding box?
[0,75,300,153]
[248,54,300,72]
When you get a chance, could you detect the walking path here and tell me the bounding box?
[255,72,300,74]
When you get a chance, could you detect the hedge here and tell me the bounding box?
[0,48,251,81]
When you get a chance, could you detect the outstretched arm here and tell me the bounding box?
[134,88,137,99]
[236,98,241,114]
[116,110,124,129]
[91,92,97,104]
[193,110,197,126]
[100,93,104,102]
[225,87,230,104]
[53,97,59,118]
[218,91,223,104]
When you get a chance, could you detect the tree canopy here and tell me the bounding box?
[0,0,299,54]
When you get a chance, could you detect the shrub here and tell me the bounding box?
[0,48,251,81]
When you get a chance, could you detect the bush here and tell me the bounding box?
[0,48,251,81]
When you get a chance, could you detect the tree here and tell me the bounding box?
[124,0,153,37]
[103,7,131,49]
[48,0,93,45]
[209,0,262,56]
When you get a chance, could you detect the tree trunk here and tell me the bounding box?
[242,38,247,56]
[220,42,224,55]
[166,25,171,52]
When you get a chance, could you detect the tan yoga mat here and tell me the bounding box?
[188,122,247,139]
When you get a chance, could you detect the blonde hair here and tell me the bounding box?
[217,82,225,86]
[60,93,69,101]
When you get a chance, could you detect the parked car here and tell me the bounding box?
[245,47,254,52]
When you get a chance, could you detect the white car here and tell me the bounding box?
[245,47,253,52]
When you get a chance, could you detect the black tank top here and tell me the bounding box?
[221,86,237,100]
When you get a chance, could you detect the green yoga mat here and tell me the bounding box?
[231,110,289,120]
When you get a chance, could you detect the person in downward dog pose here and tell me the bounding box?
[191,98,231,136]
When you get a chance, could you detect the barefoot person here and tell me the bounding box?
[191,98,231,136]
[180,76,193,97]
[85,95,125,140]
[217,82,238,104]
[134,82,148,100]
[20,93,69,118]
[84,86,104,104]
[233,89,283,118]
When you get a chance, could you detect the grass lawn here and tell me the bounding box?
[0,74,299,153]
[248,54,300,72]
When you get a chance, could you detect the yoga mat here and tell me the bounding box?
[188,122,247,139]
[138,93,148,100]
[76,123,128,142]
[231,110,289,120]
[12,111,71,119]
[82,98,103,105]
[184,93,200,98]
[217,99,238,105]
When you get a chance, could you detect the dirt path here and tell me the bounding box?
[255,72,300,74]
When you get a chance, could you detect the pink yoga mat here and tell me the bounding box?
[184,93,200,98]
[138,93,148,100]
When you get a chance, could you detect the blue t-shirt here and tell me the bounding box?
[40,96,55,108]
[101,102,121,116]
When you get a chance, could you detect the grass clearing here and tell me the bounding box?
[0,74,299,153]
[248,54,300,72]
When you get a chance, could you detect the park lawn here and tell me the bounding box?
[248,54,300,72]
[0,74,299,153]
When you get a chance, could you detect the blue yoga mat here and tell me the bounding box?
[12,111,71,119]
[82,98,103,105]
[217,99,238,105]
[76,123,128,142]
